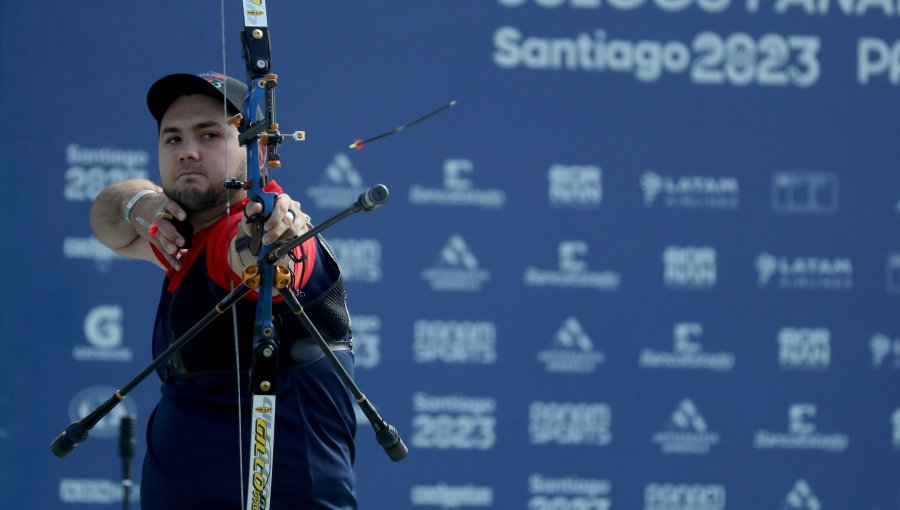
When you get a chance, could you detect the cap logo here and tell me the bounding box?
[196,71,227,90]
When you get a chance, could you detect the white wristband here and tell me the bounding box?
[123,189,158,223]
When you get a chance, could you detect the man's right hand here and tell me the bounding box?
[128,192,188,270]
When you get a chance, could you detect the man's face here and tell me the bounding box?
[158,94,246,214]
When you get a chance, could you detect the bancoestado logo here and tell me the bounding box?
[642,172,738,209]
[412,393,497,450]
[410,483,493,509]
[538,317,605,373]
[549,164,602,208]
[772,172,838,214]
[59,479,140,504]
[306,153,369,209]
[782,480,821,510]
[73,305,133,362]
[64,144,149,202]
[492,26,821,87]
[663,246,717,290]
[327,238,382,283]
[753,404,849,452]
[870,333,900,369]
[524,241,621,290]
[644,483,726,510]
[778,328,830,371]
[639,322,735,372]
[529,475,611,510]
[422,236,491,291]
[68,386,138,439]
[529,401,612,446]
[756,253,853,291]
[652,399,719,454]
[409,159,506,208]
[352,314,381,369]
[413,320,497,365]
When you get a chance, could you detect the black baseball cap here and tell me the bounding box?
[147,71,247,126]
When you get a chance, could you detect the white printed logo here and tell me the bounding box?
[639,323,735,372]
[548,164,602,208]
[410,483,493,508]
[64,144,149,202]
[60,479,140,504]
[754,404,849,452]
[778,328,830,371]
[886,254,900,294]
[772,172,838,214]
[782,480,821,510]
[68,386,138,439]
[870,333,900,369]
[529,475,611,510]
[412,393,496,450]
[409,159,506,208]
[63,236,123,272]
[524,241,621,290]
[529,401,612,446]
[422,236,491,291]
[642,172,738,209]
[892,409,900,450]
[73,305,133,362]
[328,238,382,283]
[413,320,497,365]
[663,247,717,289]
[306,153,368,209]
[537,317,605,373]
[652,399,719,454]
[756,253,853,291]
[644,483,726,510]
[351,315,381,369]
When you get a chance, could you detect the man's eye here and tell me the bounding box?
[164,136,181,144]
[202,132,221,139]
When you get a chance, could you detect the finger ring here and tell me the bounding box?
[159,210,173,221]
[284,210,296,224]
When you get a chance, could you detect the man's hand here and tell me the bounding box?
[129,193,189,270]
[241,192,310,246]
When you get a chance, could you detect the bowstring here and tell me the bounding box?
[220,0,246,506]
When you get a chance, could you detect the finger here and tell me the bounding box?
[154,220,185,249]
[162,200,188,222]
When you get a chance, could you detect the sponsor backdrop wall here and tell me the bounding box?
[1,1,898,509]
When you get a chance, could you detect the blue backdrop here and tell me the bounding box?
[1,1,899,508]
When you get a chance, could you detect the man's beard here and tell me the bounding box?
[164,159,246,214]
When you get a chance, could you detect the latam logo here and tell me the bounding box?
[537,317,605,373]
[778,328,830,371]
[644,483,726,510]
[756,253,853,291]
[413,319,498,365]
[60,479,140,504]
[548,164,602,208]
[870,333,900,369]
[409,159,506,208]
[524,241,621,290]
[529,475,611,510]
[639,322,735,372]
[327,238,382,283]
[663,247,716,289]
[306,153,369,209]
[410,483,493,508]
[72,305,133,362]
[781,479,821,510]
[772,172,838,214]
[641,172,738,209]
[651,399,719,455]
[529,401,612,446]
[351,315,381,369]
[422,236,491,292]
[754,404,849,452]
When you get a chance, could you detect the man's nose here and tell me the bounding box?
[178,140,200,161]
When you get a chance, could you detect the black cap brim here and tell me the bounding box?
[147,72,247,125]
